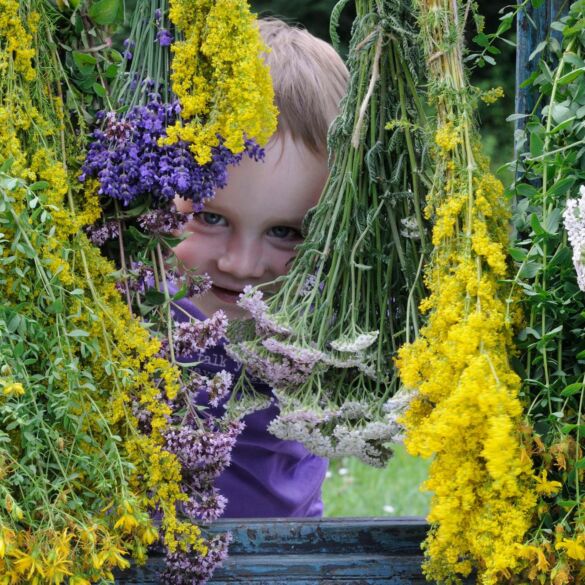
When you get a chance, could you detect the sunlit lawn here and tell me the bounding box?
[322,443,431,518]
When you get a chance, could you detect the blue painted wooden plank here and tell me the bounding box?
[115,518,431,584]
[515,0,569,142]
[207,517,428,555]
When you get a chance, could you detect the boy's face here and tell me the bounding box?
[173,134,329,319]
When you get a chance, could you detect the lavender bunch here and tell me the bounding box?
[81,101,263,209]
[78,1,266,580]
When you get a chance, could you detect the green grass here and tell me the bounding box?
[322,444,432,518]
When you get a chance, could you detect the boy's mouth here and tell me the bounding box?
[210,284,243,304]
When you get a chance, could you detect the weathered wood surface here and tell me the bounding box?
[117,517,431,584]
[515,0,568,143]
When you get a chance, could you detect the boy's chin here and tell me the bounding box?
[193,293,249,322]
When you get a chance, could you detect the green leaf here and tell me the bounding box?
[561,383,583,397]
[506,113,529,122]
[515,183,538,197]
[509,247,527,262]
[144,289,167,306]
[0,157,14,173]
[172,284,188,302]
[67,329,90,338]
[551,104,573,125]
[88,0,120,25]
[561,423,585,434]
[105,63,119,79]
[72,51,97,74]
[92,83,107,97]
[547,177,576,198]
[519,261,541,279]
[47,300,64,314]
[530,130,544,158]
[473,33,489,47]
[542,208,561,235]
[108,49,123,63]
[530,213,545,236]
[558,67,585,86]
[29,181,49,191]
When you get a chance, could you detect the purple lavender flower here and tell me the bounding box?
[137,205,190,234]
[184,488,227,522]
[157,28,173,47]
[162,532,231,585]
[204,371,233,407]
[80,98,265,208]
[173,310,228,355]
[123,38,135,60]
[168,270,212,298]
[86,220,120,246]
[154,8,162,21]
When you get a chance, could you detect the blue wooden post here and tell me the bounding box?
[515,0,568,144]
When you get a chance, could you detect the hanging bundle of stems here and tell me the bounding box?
[0,1,208,582]
[228,0,430,468]
[396,1,539,583]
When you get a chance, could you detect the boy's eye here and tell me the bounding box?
[267,226,302,239]
[197,212,226,226]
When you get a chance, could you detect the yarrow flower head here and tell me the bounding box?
[563,185,585,291]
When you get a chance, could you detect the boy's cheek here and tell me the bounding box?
[173,237,205,272]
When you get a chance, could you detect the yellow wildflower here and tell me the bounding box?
[2,382,25,397]
[434,122,461,152]
[556,537,585,561]
[535,470,563,496]
[481,86,505,105]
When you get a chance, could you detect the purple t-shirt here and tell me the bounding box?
[171,294,327,518]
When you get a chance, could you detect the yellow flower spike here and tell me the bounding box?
[12,549,45,580]
[140,525,158,546]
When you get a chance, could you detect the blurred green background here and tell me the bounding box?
[250,0,514,518]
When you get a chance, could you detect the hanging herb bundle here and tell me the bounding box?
[76,0,278,582]
[161,0,278,164]
[0,1,207,582]
[227,0,430,468]
[395,1,540,583]
[507,1,585,581]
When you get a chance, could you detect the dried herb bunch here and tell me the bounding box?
[228,0,430,468]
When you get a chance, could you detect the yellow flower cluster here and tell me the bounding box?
[163,0,278,163]
[397,162,538,584]
[481,86,505,105]
[397,2,538,582]
[0,4,206,582]
[0,0,36,81]
[434,122,461,152]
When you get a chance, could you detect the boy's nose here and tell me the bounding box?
[216,236,265,281]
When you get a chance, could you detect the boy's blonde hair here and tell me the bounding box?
[258,18,349,156]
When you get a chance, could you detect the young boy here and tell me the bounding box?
[172,18,349,518]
